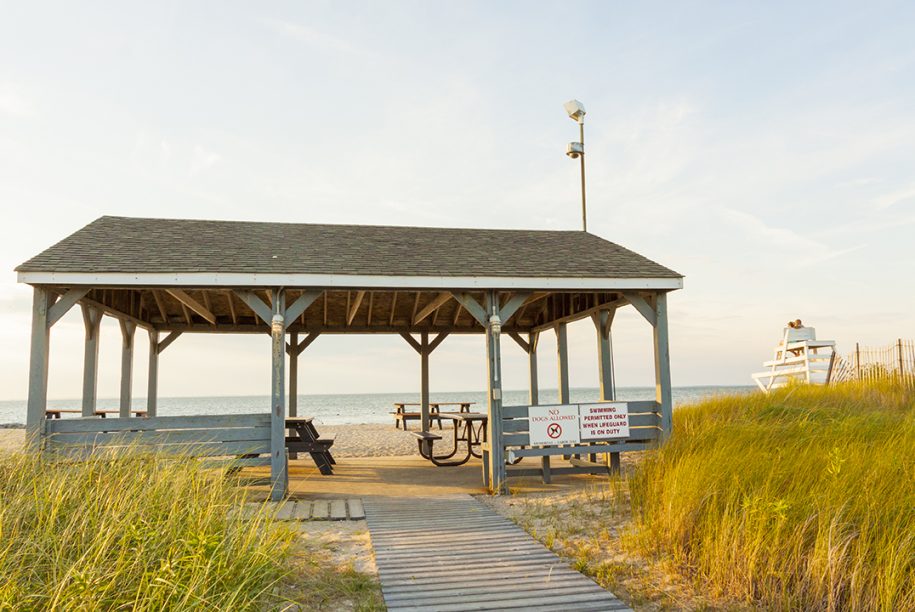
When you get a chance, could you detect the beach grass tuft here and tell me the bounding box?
[627,380,915,610]
[0,450,295,610]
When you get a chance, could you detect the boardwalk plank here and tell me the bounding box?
[364,495,629,612]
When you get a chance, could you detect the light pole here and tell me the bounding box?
[563,99,587,231]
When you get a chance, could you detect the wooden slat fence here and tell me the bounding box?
[43,413,272,466]
[830,339,915,386]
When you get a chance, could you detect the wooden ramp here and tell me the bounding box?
[363,495,630,612]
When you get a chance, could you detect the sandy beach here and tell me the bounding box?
[0,423,446,458]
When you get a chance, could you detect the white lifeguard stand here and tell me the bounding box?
[752,326,837,393]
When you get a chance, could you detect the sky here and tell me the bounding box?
[1,1,913,401]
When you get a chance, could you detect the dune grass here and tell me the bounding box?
[0,450,295,610]
[627,381,915,610]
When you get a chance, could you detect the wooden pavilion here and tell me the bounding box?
[17,216,682,497]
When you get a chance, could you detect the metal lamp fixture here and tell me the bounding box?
[563,99,587,231]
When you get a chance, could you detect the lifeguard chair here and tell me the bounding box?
[752,325,837,393]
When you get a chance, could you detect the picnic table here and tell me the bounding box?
[45,409,148,419]
[391,401,475,430]
[410,412,487,467]
[285,417,336,475]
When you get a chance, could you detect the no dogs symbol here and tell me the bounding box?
[547,423,563,439]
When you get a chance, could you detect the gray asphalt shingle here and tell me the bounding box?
[16,216,681,279]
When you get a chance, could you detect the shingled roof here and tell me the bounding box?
[16,216,681,280]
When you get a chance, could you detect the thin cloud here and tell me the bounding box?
[872,184,915,210]
[261,18,361,55]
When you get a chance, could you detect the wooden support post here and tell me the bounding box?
[26,287,52,449]
[556,322,570,404]
[594,309,616,401]
[289,331,298,418]
[594,308,619,471]
[484,291,507,494]
[118,319,136,418]
[528,331,540,406]
[81,305,102,417]
[288,331,298,460]
[270,288,288,501]
[147,328,159,417]
[420,332,430,433]
[652,293,673,441]
[528,330,550,481]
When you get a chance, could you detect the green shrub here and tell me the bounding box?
[628,381,915,611]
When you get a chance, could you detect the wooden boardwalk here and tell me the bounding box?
[363,495,630,611]
[242,498,364,521]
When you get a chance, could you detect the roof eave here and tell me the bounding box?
[16,271,683,291]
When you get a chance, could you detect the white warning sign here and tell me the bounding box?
[579,402,630,440]
[528,404,580,446]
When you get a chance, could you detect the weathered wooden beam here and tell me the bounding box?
[118,319,136,418]
[81,305,102,417]
[400,332,423,354]
[147,328,159,417]
[225,291,237,325]
[528,331,540,406]
[152,290,169,324]
[414,292,452,325]
[556,322,570,404]
[484,289,507,493]
[531,297,626,333]
[428,332,449,353]
[286,290,322,325]
[26,287,52,448]
[388,291,398,326]
[411,292,421,323]
[500,292,536,321]
[622,291,657,326]
[286,331,319,356]
[366,292,374,325]
[289,331,298,425]
[175,303,189,325]
[507,331,530,353]
[420,332,431,435]
[166,289,216,325]
[451,292,488,327]
[47,287,90,327]
[156,323,508,334]
[347,290,365,326]
[652,293,673,441]
[594,309,616,402]
[452,302,463,326]
[269,289,288,501]
[157,331,182,353]
[234,290,273,326]
[66,294,153,331]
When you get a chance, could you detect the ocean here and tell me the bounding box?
[0,386,755,427]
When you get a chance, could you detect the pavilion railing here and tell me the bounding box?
[42,413,272,467]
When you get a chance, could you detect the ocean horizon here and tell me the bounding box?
[0,385,755,427]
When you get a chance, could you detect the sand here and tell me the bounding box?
[0,422,448,458]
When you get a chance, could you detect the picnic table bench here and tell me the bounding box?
[285,417,336,475]
[410,412,487,467]
[45,409,148,418]
[391,401,475,430]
